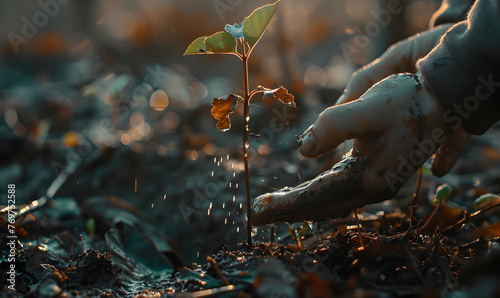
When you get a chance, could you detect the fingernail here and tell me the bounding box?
[299,125,316,155]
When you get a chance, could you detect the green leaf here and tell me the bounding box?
[184,36,208,55]
[243,1,280,50]
[261,86,297,109]
[435,183,452,200]
[205,31,237,54]
[225,22,244,39]
[474,193,500,210]
[211,94,243,131]
[433,183,452,205]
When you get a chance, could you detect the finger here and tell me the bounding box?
[431,128,470,177]
[252,158,369,226]
[336,24,452,106]
[299,97,380,158]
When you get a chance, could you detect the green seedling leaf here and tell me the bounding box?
[432,183,452,205]
[225,22,244,39]
[211,94,243,131]
[243,0,280,50]
[261,86,297,109]
[474,193,500,210]
[184,36,208,55]
[205,31,237,54]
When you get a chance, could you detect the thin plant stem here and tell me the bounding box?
[409,167,423,227]
[241,40,252,245]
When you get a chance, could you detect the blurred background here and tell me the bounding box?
[0,0,444,263]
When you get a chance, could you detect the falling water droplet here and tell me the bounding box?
[233,172,235,177]
[151,204,154,208]
[207,209,210,216]
[226,154,229,160]
[239,203,242,209]
[237,227,240,232]
[225,218,227,224]
[233,196,236,202]
[217,161,220,166]
[229,182,232,188]
[220,157,223,163]
[228,212,231,216]
[163,194,166,200]
[209,202,212,209]
[222,203,225,209]
[211,171,214,177]
[236,183,239,189]
[232,163,234,169]
[214,157,217,163]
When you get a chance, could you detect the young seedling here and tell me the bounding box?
[184,0,296,244]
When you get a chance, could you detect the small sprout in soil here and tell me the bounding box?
[474,193,500,210]
[433,183,452,205]
[184,0,296,245]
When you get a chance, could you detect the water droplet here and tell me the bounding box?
[163,194,166,200]
[228,212,231,216]
[217,161,220,166]
[239,203,242,209]
[207,209,210,216]
[222,203,225,209]
[209,202,212,209]
[224,218,227,224]
[214,157,217,163]
[236,183,239,189]
[226,154,229,160]
[233,172,236,177]
[229,182,232,188]
[233,196,236,202]
[151,204,154,208]
[220,157,223,163]
[237,227,240,232]
[197,251,200,257]
[211,171,214,177]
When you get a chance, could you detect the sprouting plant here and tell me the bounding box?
[184,0,296,244]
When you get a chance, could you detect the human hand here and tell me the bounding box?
[251,73,454,226]
[337,24,470,175]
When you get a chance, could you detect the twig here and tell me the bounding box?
[285,222,302,250]
[0,158,80,228]
[419,204,440,232]
[441,202,500,233]
[207,257,230,286]
[353,210,364,247]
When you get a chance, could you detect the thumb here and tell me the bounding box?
[431,128,470,177]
